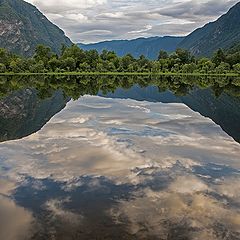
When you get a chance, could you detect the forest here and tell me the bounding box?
[0,44,240,75]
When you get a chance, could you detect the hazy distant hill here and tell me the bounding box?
[0,0,72,56]
[78,36,184,59]
[178,2,240,56]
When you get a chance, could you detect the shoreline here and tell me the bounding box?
[0,72,239,77]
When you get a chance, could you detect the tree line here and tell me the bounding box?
[0,44,240,74]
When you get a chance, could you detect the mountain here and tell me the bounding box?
[78,36,184,59]
[178,2,240,57]
[0,0,72,56]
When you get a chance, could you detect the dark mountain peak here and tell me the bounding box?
[0,0,72,56]
[178,2,240,56]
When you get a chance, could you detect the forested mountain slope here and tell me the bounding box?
[0,0,72,56]
[178,2,240,57]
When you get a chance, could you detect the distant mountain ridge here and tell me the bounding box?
[78,36,184,59]
[0,0,72,56]
[178,2,240,56]
[1,0,240,58]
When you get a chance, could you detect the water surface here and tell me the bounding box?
[0,75,240,240]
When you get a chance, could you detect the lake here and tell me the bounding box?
[0,75,240,240]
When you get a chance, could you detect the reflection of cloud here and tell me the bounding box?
[0,178,16,196]
[111,184,240,239]
[46,198,83,224]
[0,196,35,240]
[169,175,209,194]
[0,96,240,184]
[0,96,240,237]
[215,177,240,203]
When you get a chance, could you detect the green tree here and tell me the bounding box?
[96,63,105,72]
[48,58,61,72]
[34,45,53,65]
[105,61,116,72]
[79,62,91,72]
[212,49,226,66]
[226,52,240,66]
[182,63,197,73]
[0,63,6,73]
[29,61,45,73]
[138,55,149,69]
[171,63,180,72]
[85,49,99,69]
[158,50,168,60]
[197,58,215,73]
[0,48,10,66]
[61,57,76,71]
[61,45,86,66]
[9,60,20,73]
[175,48,191,64]
[151,61,161,73]
[233,63,240,74]
[215,62,230,74]
[100,50,108,61]
[120,54,135,71]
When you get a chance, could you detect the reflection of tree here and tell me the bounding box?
[0,75,240,101]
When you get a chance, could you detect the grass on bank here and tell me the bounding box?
[0,72,240,77]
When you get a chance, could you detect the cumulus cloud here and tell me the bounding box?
[25,0,239,43]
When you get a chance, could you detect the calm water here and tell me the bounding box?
[0,75,240,240]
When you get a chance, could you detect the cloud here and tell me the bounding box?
[28,0,107,13]
[128,25,153,34]
[25,0,239,43]
[155,0,238,20]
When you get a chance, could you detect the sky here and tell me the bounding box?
[25,0,239,43]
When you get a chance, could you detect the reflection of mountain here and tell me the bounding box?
[181,89,240,143]
[0,76,239,144]
[100,85,240,143]
[0,89,68,142]
[99,85,180,103]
